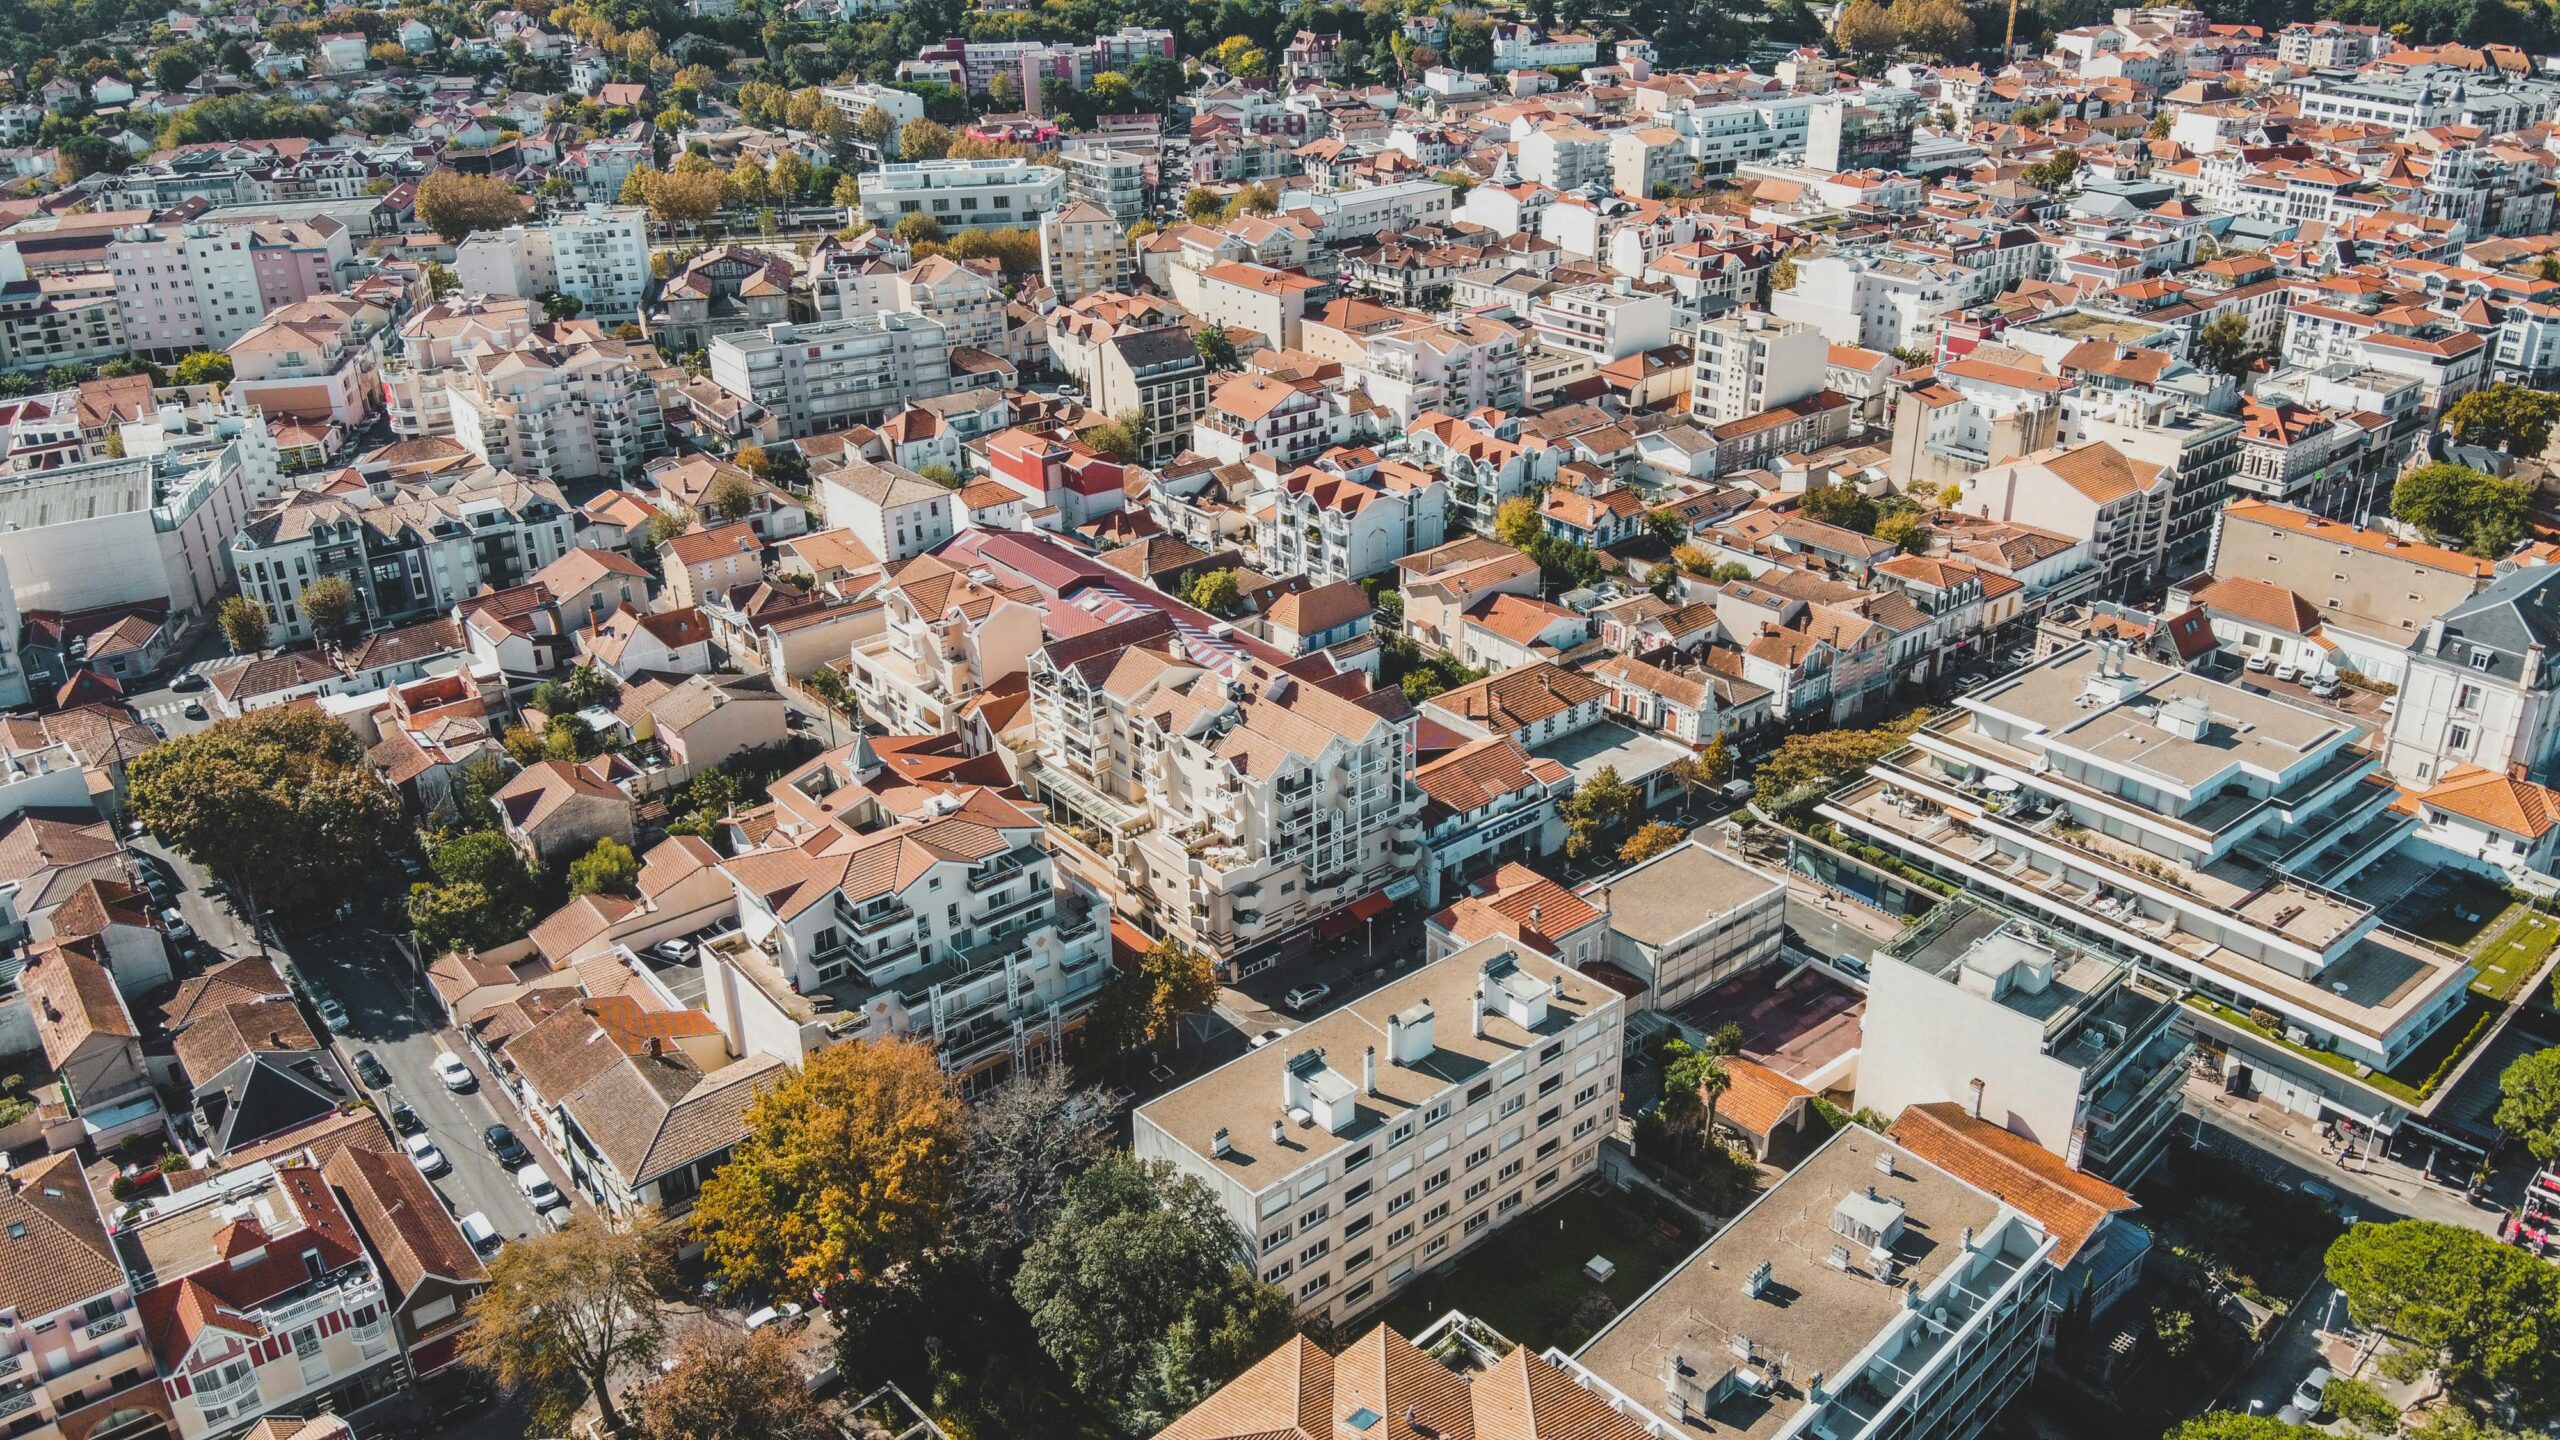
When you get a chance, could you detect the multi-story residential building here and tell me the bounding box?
[1039,200,1133,304]
[380,296,542,440]
[1169,261,1330,350]
[230,468,576,642]
[894,258,1005,357]
[1822,643,2475,1137]
[130,1157,412,1436]
[1584,838,1787,1012]
[1689,309,1828,425]
[1952,441,2172,600]
[819,457,954,564]
[845,553,1041,733]
[1028,609,1423,973]
[1269,180,1456,243]
[1090,326,1207,466]
[1301,303,1524,427]
[708,316,955,437]
[1857,899,2193,1184]
[2063,390,2242,578]
[1529,280,1675,363]
[856,159,1067,236]
[226,295,386,431]
[446,334,668,484]
[0,261,128,375]
[1134,938,1626,1327]
[644,245,800,355]
[2228,397,2395,522]
[1405,409,1562,538]
[2385,563,2560,789]
[2205,500,2491,686]
[1553,1128,2055,1440]
[451,205,650,320]
[0,1152,158,1440]
[0,435,262,617]
[104,221,263,358]
[706,758,1111,1086]
[1195,374,1339,470]
[1256,464,1448,584]
[1062,148,1149,226]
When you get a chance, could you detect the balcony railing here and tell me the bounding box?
[81,1313,125,1341]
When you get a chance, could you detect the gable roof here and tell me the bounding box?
[2408,762,2560,839]
[1889,1101,2136,1265]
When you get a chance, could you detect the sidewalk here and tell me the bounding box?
[2184,1082,2493,1232]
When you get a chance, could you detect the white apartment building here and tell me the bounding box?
[1133,939,1627,1327]
[1489,21,1601,67]
[846,553,1043,734]
[381,295,541,440]
[1305,308,1523,428]
[1270,180,1457,243]
[708,316,956,437]
[1822,644,2476,1135]
[1195,373,1340,470]
[1257,466,1448,584]
[1585,839,1786,1012]
[0,1154,154,1440]
[1856,899,2193,1184]
[2385,564,2560,789]
[1773,247,1966,354]
[106,221,263,357]
[706,761,1110,1084]
[1516,125,1611,190]
[820,80,925,130]
[1690,309,1828,425]
[0,439,257,616]
[446,334,668,483]
[1029,618,1424,972]
[231,468,576,642]
[451,205,650,320]
[856,158,1067,236]
[1528,280,1675,362]
[1555,1128,2056,1440]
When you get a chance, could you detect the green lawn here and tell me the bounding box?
[2186,994,2499,1105]
[2396,874,2517,952]
[2470,911,2560,1003]
[1372,1184,1701,1352]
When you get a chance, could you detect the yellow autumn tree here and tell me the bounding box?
[690,1036,967,1302]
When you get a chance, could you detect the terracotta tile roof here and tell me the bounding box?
[2221,500,2493,578]
[0,1151,120,1320]
[173,998,319,1088]
[2191,576,2320,635]
[1715,1057,1813,1139]
[1265,580,1373,638]
[1889,1102,2135,1265]
[1158,1322,1653,1440]
[1466,593,1584,648]
[1414,735,1559,816]
[161,956,291,1033]
[2410,763,2560,839]
[2041,442,2163,505]
[24,942,136,1069]
[1425,662,1603,734]
[322,1143,486,1302]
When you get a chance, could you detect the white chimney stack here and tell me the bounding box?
[1471,989,1485,1038]
[1271,1119,1284,1145]
[1363,1046,1378,1095]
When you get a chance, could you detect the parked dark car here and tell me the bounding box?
[483,1123,531,1168]
[386,1098,424,1135]
[351,1050,392,1089]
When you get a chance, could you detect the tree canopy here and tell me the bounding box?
[1083,937,1215,1066]
[463,1213,671,1437]
[1014,1154,1294,1432]
[691,1035,967,1303]
[2496,1045,2560,1162]
[414,170,528,241]
[2325,1219,2560,1406]
[569,837,641,899]
[2391,462,2534,558]
[2444,382,2560,459]
[128,709,405,915]
[637,1327,832,1440]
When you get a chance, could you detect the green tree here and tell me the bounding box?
[1754,709,1932,819]
[172,350,234,387]
[1875,508,1925,553]
[703,470,759,522]
[414,169,526,241]
[1083,938,1215,1065]
[2195,311,2257,378]
[216,593,267,653]
[1561,765,1640,860]
[128,709,406,916]
[151,49,201,92]
[1014,1155,1294,1432]
[1663,1043,1730,1142]
[1711,560,1756,582]
[1078,409,1147,462]
[462,1213,671,1438]
[543,713,600,761]
[2496,1046,2560,1162]
[692,1036,967,1302]
[568,837,640,898]
[1182,187,1226,222]
[2392,461,2533,557]
[2326,1219,2560,1405]
[1446,15,1494,68]
[1699,734,1735,785]
[298,574,357,642]
[2165,1414,2316,1440]
[2444,381,2560,458]
[891,212,944,246]
[1186,568,1243,618]
[1800,483,1879,534]
[2321,1377,2400,1438]
[2021,146,2081,191]
[1194,326,1239,371]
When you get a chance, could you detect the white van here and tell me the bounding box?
[458,1212,500,1257]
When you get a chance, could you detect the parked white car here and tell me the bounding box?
[518,1163,567,1213]
[432,1052,476,1092]
[403,1133,449,1178]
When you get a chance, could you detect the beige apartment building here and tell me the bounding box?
[1134,938,1626,1328]
[846,553,1045,734]
[1028,616,1423,973]
[1040,199,1133,303]
[446,333,668,483]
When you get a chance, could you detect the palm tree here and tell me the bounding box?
[1700,1058,1732,1146]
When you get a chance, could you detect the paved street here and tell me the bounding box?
[119,629,242,741]
[293,923,551,1243]
[134,836,556,1245]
